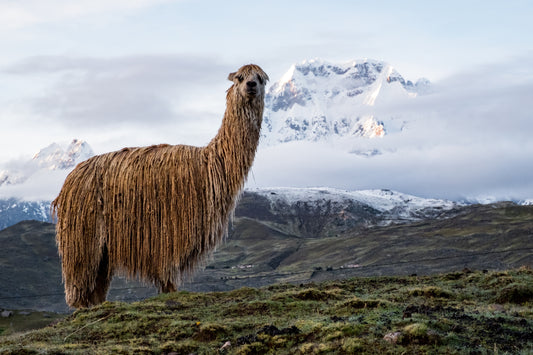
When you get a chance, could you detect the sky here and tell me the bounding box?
[0,0,532,201]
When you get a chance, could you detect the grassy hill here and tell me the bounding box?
[1,268,532,354]
[188,202,533,290]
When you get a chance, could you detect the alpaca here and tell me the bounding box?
[52,64,269,308]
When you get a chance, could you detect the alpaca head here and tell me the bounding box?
[228,64,269,102]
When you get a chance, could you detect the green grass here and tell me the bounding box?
[1,267,532,354]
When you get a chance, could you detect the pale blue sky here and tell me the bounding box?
[2,0,532,80]
[1,0,532,200]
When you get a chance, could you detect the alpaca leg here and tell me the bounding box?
[63,244,110,308]
[64,272,96,308]
[159,280,177,293]
[64,282,89,309]
[87,244,113,305]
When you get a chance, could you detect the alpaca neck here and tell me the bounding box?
[206,91,263,196]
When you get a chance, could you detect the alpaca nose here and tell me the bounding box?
[246,81,257,88]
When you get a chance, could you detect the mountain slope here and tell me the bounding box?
[191,201,532,291]
[240,187,458,237]
[0,221,64,312]
[1,200,531,313]
[0,199,52,230]
[0,187,457,231]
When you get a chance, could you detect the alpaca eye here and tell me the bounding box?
[236,75,243,83]
[257,76,264,85]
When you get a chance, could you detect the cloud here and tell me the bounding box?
[0,169,68,201]
[250,140,533,202]
[249,57,533,201]
[3,55,232,129]
[0,0,176,30]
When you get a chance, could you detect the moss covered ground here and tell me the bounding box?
[1,267,532,354]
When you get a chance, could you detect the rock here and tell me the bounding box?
[489,304,506,312]
[383,331,402,344]
[220,341,231,351]
[1,310,13,318]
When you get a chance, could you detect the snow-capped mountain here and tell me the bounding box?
[0,199,52,230]
[262,58,429,145]
[0,170,25,186]
[245,187,459,227]
[0,139,94,187]
[0,139,94,228]
[32,139,94,171]
[0,186,460,232]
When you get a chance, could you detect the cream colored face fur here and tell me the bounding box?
[228,66,268,100]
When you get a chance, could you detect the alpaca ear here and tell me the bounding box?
[228,72,236,81]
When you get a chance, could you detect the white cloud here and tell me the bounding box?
[3,54,232,129]
[0,169,68,201]
[0,53,238,162]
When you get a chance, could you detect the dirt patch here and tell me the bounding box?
[193,324,228,342]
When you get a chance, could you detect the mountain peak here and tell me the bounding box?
[262,58,428,146]
[32,139,94,170]
[0,139,94,188]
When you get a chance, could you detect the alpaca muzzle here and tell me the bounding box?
[246,81,258,95]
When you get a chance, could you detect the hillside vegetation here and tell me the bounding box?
[1,268,532,354]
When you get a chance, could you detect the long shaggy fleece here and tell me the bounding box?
[52,64,268,308]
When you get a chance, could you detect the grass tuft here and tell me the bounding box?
[495,283,533,304]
